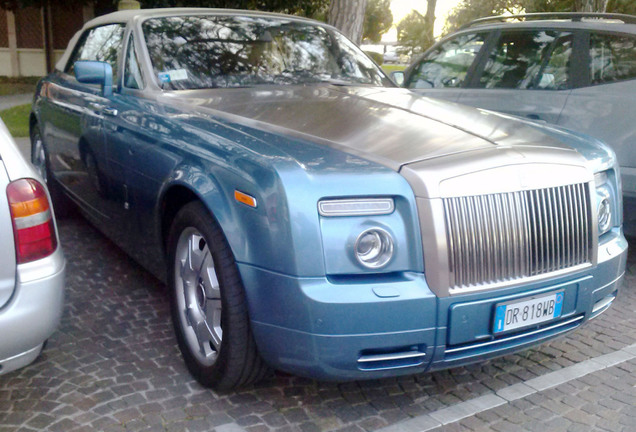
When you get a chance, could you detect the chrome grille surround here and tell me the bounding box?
[443,183,593,292]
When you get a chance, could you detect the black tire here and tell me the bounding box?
[30,124,74,218]
[167,201,269,390]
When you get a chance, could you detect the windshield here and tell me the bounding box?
[142,15,391,90]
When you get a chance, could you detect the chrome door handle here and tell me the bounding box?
[103,107,118,116]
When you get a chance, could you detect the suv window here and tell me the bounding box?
[589,32,636,85]
[406,33,485,89]
[479,30,573,90]
[65,24,125,77]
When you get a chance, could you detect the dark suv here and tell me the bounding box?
[397,13,636,234]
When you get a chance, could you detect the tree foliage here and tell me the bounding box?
[606,0,636,14]
[0,0,329,16]
[443,0,518,34]
[396,10,431,56]
[362,0,392,43]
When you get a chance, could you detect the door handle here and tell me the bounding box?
[103,107,118,117]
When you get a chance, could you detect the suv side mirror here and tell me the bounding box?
[390,71,405,87]
[74,61,113,97]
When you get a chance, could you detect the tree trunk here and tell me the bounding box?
[328,0,368,45]
[424,0,437,47]
[575,0,609,12]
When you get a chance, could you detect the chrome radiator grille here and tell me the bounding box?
[443,183,592,290]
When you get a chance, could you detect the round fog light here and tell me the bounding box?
[354,228,394,269]
[598,196,612,234]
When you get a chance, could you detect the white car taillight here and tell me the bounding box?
[6,178,57,263]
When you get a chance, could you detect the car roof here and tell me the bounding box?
[460,12,636,33]
[83,7,319,28]
[56,8,326,73]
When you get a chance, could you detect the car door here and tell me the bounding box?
[403,31,490,103]
[458,29,576,124]
[41,24,125,220]
[101,32,177,269]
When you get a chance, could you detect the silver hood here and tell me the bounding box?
[159,85,591,198]
[159,85,577,167]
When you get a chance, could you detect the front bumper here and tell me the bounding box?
[0,248,65,375]
[240,233,627,381]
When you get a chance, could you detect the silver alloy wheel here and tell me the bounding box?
[174,227,223,366]
[32,131,47,182]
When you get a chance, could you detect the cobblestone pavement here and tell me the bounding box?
[1,215,635,432]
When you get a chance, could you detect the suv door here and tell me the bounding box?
[403,32,488,103]
[458,29,576,123]
[558,30,636,232]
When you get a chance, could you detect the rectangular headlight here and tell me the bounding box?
[318,198,395,217]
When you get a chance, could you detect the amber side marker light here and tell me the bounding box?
[7,178,57,263]
[234,190,257,208]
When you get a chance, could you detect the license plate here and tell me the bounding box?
[493,291,564,334]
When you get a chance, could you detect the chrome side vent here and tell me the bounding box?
[443,183,592,290]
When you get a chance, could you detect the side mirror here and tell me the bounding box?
[74,61,113,97]
[390,71,405,87]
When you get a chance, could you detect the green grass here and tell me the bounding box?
[382,64,407,74]
[0,77,39,96]
[0,104,30,137]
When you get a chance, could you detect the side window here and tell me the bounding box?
[124,35,145,90]
[479,31,572,90]
[589,32,636,85]
[406,33,486,89]
[538,34,572,90]
[65,24,125,77]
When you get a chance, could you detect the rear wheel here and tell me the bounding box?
[31,124,73,218]
[167,201,269,389]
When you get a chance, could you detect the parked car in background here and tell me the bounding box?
[0,119,65,375]
[383,50,400,64]
[395,13,636,235]
[31,8,626,389]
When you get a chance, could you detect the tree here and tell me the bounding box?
[398,9,441,56]
[328,0,368,44]
[0,0,330,15]
[444,0,519,34]
[363,0,393,43]
[444,0,635,34]
[607,0,636,14]
[423,0,437,53]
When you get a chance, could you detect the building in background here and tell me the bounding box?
[0,2,119,77]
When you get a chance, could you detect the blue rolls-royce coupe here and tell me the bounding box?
[31,8,627,389]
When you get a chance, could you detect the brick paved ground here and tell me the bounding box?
[0,215,635,432]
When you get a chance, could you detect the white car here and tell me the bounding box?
[383,50,400,63]
[0,119,65,375]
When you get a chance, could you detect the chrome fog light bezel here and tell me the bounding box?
[354,228,394,269]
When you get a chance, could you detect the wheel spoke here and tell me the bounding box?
[186,306,221,353]
[200,255,220,299]
[187,234,207,273]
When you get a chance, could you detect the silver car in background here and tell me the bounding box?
[0,120,65,375]
[398,13,636,235]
